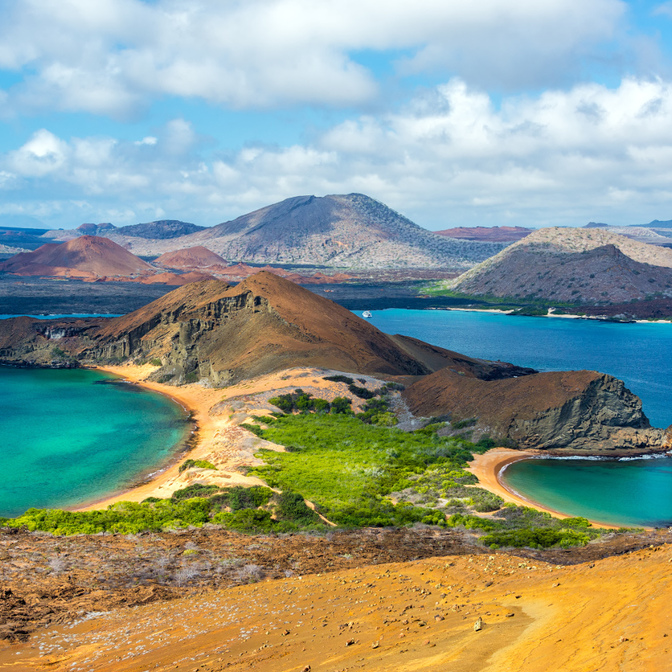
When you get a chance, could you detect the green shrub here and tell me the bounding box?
[323,375,354,384]
[275,490,320,524]
[171,484,220,501]
[240,423,265,437]
[149,358,162,366]
[348,384,376,399]
[330,397,352,414]
[178,459,217,473]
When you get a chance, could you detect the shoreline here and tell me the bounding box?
[75,364,268,511]
[467,448,638,530]
[75,364,377,511]
[428,304,672,324]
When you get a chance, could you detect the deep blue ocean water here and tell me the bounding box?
[364,309,672,427]
[0,367,190,517]
[364,309,672,526]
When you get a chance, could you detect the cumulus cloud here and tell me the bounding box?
[0,0,628,117]
[3,77,672,230]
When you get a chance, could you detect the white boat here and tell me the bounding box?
[362,310,372,318]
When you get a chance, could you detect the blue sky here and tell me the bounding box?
[3,0,672,231]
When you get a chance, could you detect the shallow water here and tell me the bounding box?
[502,456,672,527]
[0,367,189,516]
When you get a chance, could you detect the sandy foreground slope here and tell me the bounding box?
[1,545,670,671]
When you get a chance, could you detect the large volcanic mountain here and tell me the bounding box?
[0,236,154,279]
[95,194,505,269]
[444,227,672,304]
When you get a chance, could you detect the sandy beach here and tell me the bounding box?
[467,448,623,529]
[78,365,625,529]
[78,364,385,510]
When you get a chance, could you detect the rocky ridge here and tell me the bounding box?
[2,273,512,385]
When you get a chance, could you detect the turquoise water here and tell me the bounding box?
[364,309,672,526]
[0,367,190,517]
[502,457,672,527]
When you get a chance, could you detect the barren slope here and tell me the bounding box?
[0,236,154,279]
[2,544,670,672]
[107,194,505,268]
[447,227,672,303]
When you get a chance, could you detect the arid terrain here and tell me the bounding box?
[443,226,672,306]
[0,532,669,671]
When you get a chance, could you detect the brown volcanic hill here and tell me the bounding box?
[435,225,532,243]
[94,272,459,384]
[154,246,228,270]
[445,227,672,304]
[403,366,669,453]
[109,194,506,269]
[0,273,532,385]
[0,236,155,279]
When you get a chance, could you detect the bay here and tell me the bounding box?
[364,308,672,427]
[364,308,672,526]
[0,367,190,517]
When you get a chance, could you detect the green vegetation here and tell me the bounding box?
[421,284,582,310]
[0,392,624,549]
[249,412,491,528]
[323,375,354,384]
[178,459,217,474]
[149,358,162,366]
[445,507,609,549]
[0,485,321,536]
[243,408,619,548]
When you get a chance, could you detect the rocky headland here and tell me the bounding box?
[403,367,671,454]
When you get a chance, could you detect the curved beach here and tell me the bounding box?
[78,364,377,510]
[77,364,275,510]
[467,448,624,529]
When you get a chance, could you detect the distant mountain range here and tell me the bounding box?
[444,227,672,304]
[108,194,505,269]
[36,194,504,270]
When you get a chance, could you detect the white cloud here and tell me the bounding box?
[0,0,627,116]
[4,77,672,229]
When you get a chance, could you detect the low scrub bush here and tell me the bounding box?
[178,459,217,473]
